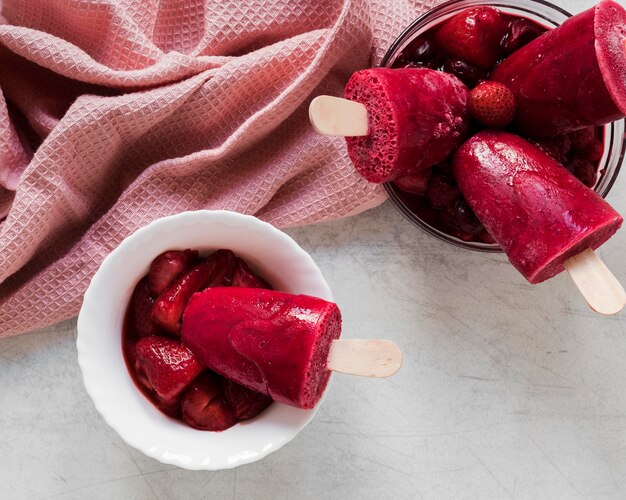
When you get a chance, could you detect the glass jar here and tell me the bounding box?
[381,0,626,252]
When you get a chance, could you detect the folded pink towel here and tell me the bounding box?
[0,0,437,337]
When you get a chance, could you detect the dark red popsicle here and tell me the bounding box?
[181,287,342,409]
[345,68,470,183]
[491,0,626,136]
[453,130,623,284]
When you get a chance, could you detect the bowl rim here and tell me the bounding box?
[77,210,333,470]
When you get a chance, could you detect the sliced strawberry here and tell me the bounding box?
[204,249,238,287]
[231,258,271,289]
[392,169,433,196]
[151,260,214,334]
[468,81,516,128]
[222,379,272,420]
[435,7,506,70]
[129,277,160,338]
[148,249,198,295]
[135,336,204,405]
[181,372,237,431]
[124,339,151,390]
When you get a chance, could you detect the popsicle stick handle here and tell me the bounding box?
[564,248,626,316]
[327,339,402,377]
[309,95,368,137]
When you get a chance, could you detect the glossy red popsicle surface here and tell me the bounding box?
[181,287,342,409]
[491,0,626,137]
[453,131,623,284]
[345,68,470,183]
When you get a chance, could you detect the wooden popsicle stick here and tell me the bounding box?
[564,248,626,315]
[308,95,368,137]
[326,339,402,377]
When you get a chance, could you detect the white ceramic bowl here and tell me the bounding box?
[77,210,333,470]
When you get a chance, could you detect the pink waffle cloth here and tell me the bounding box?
[0,0,438,337]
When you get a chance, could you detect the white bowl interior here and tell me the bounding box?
[77,210,333,470]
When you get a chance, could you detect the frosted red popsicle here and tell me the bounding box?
[453,131,623,284]
[181,287,341,409]
[345,68,470,183]
[491,0,626,136]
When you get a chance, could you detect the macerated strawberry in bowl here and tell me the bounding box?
[123,247,274,431]
[77,210,335,470]
[122,244,346,429]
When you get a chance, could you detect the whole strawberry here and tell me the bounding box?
[135,336,204,404]
[468,81,516,128]
[435,7,506,70]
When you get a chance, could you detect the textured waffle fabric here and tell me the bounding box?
[0,0,438,336]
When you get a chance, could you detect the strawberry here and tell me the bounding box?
[569,127,596,151]
[124,340,152,391]
[578,139,604,162]
[435,7,506,70]
[426,174,459,209]
[478,229,496,245]
[181,372,237,431]
[231,258,271,289]
[531,135,571,164]
[392,169,432,196]
[148,249,198,295]
[135,336,204,405]
[567,157,598,187]
[151,260,214,334]
[222,379,272,420]
[468,81,516,128]
[129,277,160,338]
[204,249,238,287]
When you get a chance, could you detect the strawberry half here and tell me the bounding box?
[222,379,272,420]
[151,260,214,334]
[181,372,237,431]
[468,81,516,128]
[148,249,198,295]
[231,258,271,289]
[392,169,433,196]
[135,336,204,405]
[129,277,160,338]
[205,249,238,287]
[435,7,506,70]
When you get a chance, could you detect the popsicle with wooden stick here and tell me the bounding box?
[182,287,402,410]
[309,67,471,183]
[452,130,625,315]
